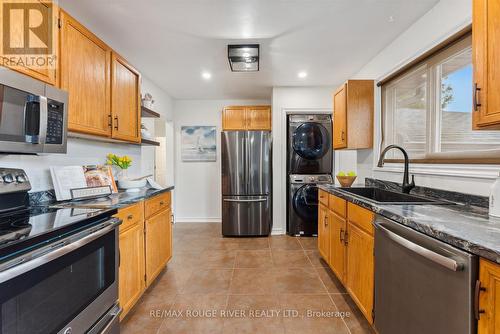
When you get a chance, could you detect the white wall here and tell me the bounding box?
[173,99,270,222]
[272,87,357,234]
[346,0,494,196]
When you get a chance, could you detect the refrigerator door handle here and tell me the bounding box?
[223,198,267,203]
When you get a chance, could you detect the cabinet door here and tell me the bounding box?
[329,211,346,283]
[317,203,330,262]
[223,107,247,130]
[111,53,141,142]
[145,209,171,287]
[346,222,374,324]
[59,10,111,137]
[119,222,145,319]
[473,0,500,129]
[247,106,271,130]
[333,84,347,149]
[478,259,500,334]
[0,1,58,85]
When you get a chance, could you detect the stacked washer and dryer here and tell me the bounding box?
[287,115,333,236]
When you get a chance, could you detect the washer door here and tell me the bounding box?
[292,184,319,220]
[292,123,331,160]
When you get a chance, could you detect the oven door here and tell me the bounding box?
[0,219,120,334]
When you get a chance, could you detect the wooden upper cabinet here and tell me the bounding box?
[473,0,500,129]
[0,1,58,85]
[247,106,272,130]
[222,107,247,130]
[222,106,271,131]
[59,9,111,137]
[333,80,374,149]
[478,258,500,334]
[111,53,141,142]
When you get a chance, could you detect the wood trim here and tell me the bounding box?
[377,25,472,87]
[383,158,500,164]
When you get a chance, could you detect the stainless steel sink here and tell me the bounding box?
[339,187,453,205]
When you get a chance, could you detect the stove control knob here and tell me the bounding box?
[3,174,14,183]
[16,174,27,183]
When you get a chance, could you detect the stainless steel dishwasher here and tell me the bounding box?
[374,216,478,334]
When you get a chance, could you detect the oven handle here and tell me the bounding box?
[0,218,120,284]
[100,305,122,334]
[376,222,463,272]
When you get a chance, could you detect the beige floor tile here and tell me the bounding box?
[269,235,302,250]
[272,250,312,268]
[315,266,347,293]
[330,293,375,334]
[158,318,224,334]
[234,237,270,250]
[297,237,318,250]
[230,268,277,294]
[273,268,327,293]
[235,250,273,268]
[152,268,193,294]
[305,250,329,267]
[200,250,236,269]
[182,269,233,294]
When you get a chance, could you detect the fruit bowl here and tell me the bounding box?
[336,175,357,187]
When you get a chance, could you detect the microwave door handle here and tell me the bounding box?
[0,219,119,284]
[377,223,463,272]
[38,96,48,146]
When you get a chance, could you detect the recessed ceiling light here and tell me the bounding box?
[388,16,395,23]
[298,71,308,78]
[202,72,212,80]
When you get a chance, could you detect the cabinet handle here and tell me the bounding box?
[324,216,328,227]
[344,231,348,245]
[474,280,486,320]
[108,114,112,128]
[340,228,344,243]
[474,83,482,111]
[127,214,133,220]
[114,116,119,130]
[341,130,345,141]
[160,201,165,205]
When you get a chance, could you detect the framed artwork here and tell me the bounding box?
[181,126,217,162]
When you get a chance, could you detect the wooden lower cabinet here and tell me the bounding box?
[478,258,500,334]
[318,193,375,324]
[329,211,347,283]
[118,221,145,319]
[346,221,374,324]
[145,208,172,287]
[318,203,330,262]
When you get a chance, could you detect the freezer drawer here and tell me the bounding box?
[222,196,271,236]
[374,216,477,334]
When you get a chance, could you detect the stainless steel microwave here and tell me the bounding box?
[0,68,68,154]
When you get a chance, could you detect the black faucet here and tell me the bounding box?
[377,145,415,194]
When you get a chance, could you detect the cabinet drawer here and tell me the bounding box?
[145,192,171,218]
[319,189,329,206]
[329,194,346,218]
[347,202,374,235]
[115,202,144,232]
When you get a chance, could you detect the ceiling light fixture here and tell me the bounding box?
[298,71,308,78]
[202,72,212,80]
[228,44,259,72]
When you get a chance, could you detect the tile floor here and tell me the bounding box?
[121,223,374,334]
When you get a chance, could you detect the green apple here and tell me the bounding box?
[337,171,346,176]
[347,171,356,177]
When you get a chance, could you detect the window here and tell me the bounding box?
[382,33,500,162]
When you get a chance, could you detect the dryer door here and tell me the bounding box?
[292,123,331,160]
[292,184,319,235]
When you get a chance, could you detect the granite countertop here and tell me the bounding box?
[318,183,500,264]
[48,186,174,210]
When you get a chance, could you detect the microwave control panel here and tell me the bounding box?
[46,99,64,145]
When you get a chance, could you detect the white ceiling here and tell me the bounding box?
[59,0,439,100]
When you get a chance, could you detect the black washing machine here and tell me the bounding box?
[287,114,333,174]
[287,174,333,236]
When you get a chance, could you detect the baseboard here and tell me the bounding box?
[175,217,222,223]
[271,227,285,235]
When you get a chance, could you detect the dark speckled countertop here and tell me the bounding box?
[41,186,174,210]
[318,181,500,264]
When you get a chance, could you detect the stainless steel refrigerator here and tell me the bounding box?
[221,131,272,236]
